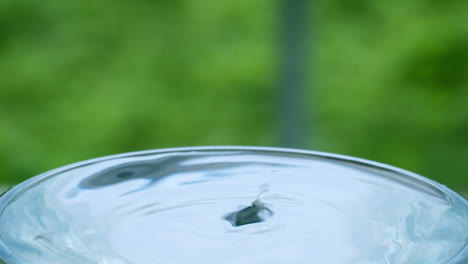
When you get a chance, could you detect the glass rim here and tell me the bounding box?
[0,146,467,264]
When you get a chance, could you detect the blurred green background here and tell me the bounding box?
[0,0,467,194]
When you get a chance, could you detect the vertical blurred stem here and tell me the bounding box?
[278,0,308,148]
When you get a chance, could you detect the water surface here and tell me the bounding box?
[0,148,467,264]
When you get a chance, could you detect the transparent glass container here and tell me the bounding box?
[0,146,467,264]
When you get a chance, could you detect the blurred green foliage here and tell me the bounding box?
[0,0,467,192]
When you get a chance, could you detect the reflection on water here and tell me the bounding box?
[0,148,466,264]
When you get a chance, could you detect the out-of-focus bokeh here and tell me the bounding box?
[0,0,467,193]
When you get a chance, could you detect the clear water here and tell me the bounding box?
[0,148,467,264]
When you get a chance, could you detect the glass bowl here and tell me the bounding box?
[0,146,466,264]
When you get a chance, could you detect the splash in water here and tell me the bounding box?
[224,184,274,227]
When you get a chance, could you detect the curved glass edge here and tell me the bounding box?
[0,146,467,264]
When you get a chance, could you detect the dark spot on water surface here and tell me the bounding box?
[224,200,274,227]
[117,171,134,179]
